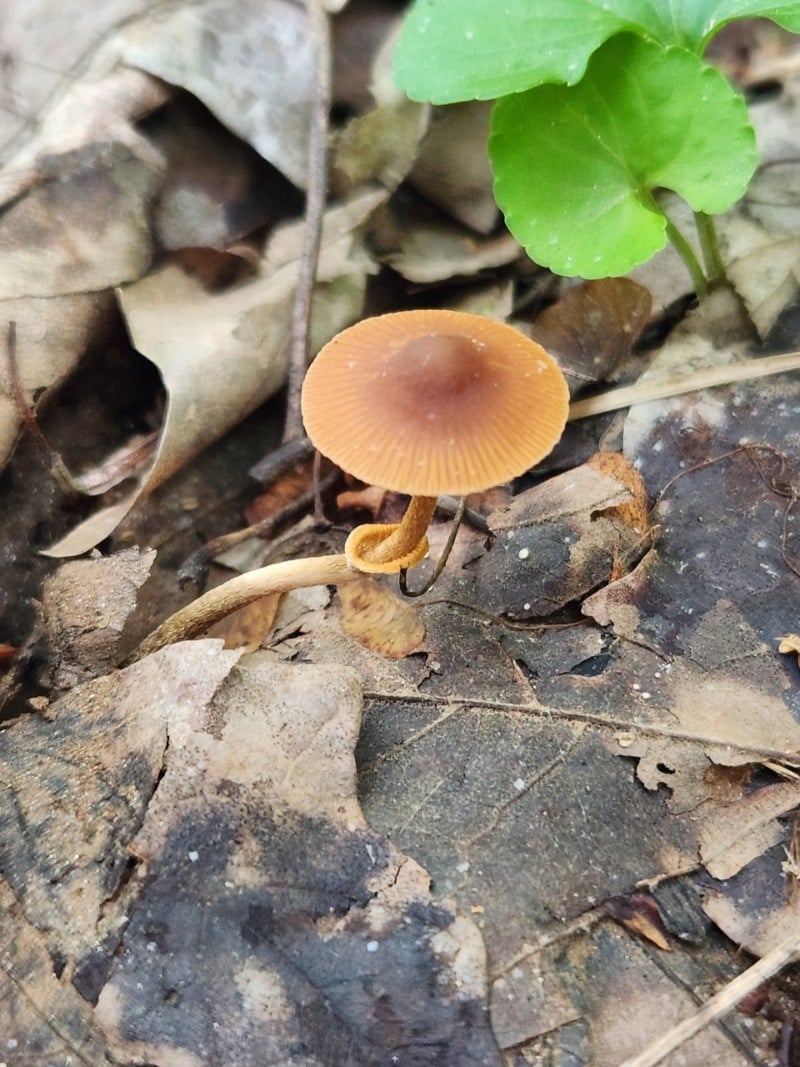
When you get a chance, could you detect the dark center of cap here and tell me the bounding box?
[387,334,495,423]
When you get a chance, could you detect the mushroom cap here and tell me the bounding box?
[301,309,569,496]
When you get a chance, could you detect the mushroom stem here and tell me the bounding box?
[129,553,356,662]
[130,497,447,662]
[355,495,438,565]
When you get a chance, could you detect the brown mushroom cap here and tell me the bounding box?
[301,309,569,497]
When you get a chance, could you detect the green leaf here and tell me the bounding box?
[489,35,758,278]
[660,2,800,50]
[393,0,800,104]
[393,0,648,103]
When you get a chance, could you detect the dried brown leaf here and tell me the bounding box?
[530,278,652,393]
[92,655,499,1065]
[0,641,241,971]
[477,460,649,617]
[338,576,426,659]
[408,102,498,234]
[0,292,113,468]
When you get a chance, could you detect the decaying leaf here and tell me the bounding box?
[530,277,652,394]
[1,647,500,1063]
[586,451,650,539]
[699,781,800,881]
[599,892,671,950]
[0,0,151,157]
[622,286,757,461]
[100,655,497,1064]
[338,576,425,659]
[0,880,110,1066]
[702,843,800,958]
[473,456,651,618]
[0,56,170,470]
[369,192,519,283]
[778,632,800,662]
[0,642,242,975]
[333,96,429,197]
[145,94,299,252]
[41,546,155,686]
[408,102,498,234]
[331,21,430,198]
[0,291,114,468]
[726,219,800,338]
[0,60,169,299]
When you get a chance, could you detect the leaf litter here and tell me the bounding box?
[2,4,800,1066]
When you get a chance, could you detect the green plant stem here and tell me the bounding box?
[693,212,726,285]
[663,217,707,297]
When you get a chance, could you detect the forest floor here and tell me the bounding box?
[2,3,800,1066]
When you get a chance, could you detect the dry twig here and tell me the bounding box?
[620,929,800,1067]
[282,0,332,444]
[568,350,800,421]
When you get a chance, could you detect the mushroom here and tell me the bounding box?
[132,310,569,659]
[303,309,569,573]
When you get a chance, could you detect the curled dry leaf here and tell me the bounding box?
[726,218,800,338]
[0,292,114,468]
[0,0,174,157]
[44,189,385,557]
[0,58,169,296]
[586,451,650,537]
[702,845,800,958]
[778,632,800,661]
[145,94,301,253]
[0,58,168,469]
[332,96,429,198]
[115,0,316,189]
[408,102,498,234]
[599,892,671,951]
[369,192,520,284]
[332,18,430,198]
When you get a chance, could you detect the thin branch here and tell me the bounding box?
[5,320,76,491]
[282,0,332,444]
[568,350,800,421]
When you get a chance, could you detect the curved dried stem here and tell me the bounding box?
[131,496,442,662]
[130,554,356,662]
